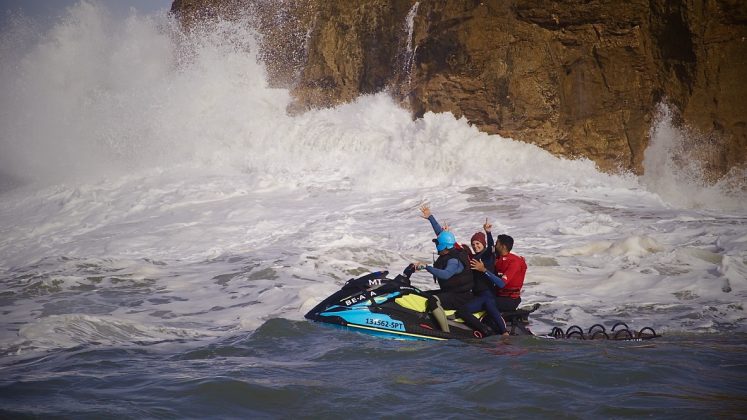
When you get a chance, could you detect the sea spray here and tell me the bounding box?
[2,3,744,212]
[0,2,626,193]
[642,104,747,212]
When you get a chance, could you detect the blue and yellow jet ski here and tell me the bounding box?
[304,270,537,340]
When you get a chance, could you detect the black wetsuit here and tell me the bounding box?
[456,240,508,335]
[424,247,474,310]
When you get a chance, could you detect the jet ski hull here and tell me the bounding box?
[305,271,537,340]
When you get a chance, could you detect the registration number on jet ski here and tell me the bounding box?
[365,318,403,330]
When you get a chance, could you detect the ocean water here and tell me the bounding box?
[1,2,746,417]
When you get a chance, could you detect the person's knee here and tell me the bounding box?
[426,295,441,312]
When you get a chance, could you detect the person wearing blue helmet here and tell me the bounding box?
[411,204,475,332]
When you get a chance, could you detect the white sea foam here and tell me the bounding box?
[0,2,745,353]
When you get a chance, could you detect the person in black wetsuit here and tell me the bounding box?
[456,220,509,336]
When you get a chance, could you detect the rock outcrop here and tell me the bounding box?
[171,0,747,177]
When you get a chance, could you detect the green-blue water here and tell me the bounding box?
[2,320,745,418]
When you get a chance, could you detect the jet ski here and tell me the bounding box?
[304,270,538,340]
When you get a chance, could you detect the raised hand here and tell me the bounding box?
[419,204,431,219]
[483,217,492,232]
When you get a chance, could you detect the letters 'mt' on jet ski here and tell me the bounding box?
[304,270,537,340]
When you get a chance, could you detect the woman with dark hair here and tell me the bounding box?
[457,219,509,336]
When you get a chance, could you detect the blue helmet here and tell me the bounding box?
[435,231,456,252]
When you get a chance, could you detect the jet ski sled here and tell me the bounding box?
[541,322,661,341]
[304,270,538,340]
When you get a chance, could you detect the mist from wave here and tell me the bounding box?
[1,2,743,211]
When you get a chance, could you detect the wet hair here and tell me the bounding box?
[496,234,514,252]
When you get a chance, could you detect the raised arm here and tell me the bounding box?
[484,218,494,249]
[419,204,443,235]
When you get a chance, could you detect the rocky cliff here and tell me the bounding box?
[171,0,747,177]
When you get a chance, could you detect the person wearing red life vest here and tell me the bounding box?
[492,234,527,312]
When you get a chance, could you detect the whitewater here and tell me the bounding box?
[0,3,745,417]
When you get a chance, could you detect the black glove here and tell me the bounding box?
[403,263,416,279]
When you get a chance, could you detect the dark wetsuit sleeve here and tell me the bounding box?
[428,215,443,235]
[485,232,496,273]
[485,270,506,288]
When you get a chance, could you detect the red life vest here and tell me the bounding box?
[494,253,527,299]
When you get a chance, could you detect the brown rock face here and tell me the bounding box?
[171,0,747,177]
